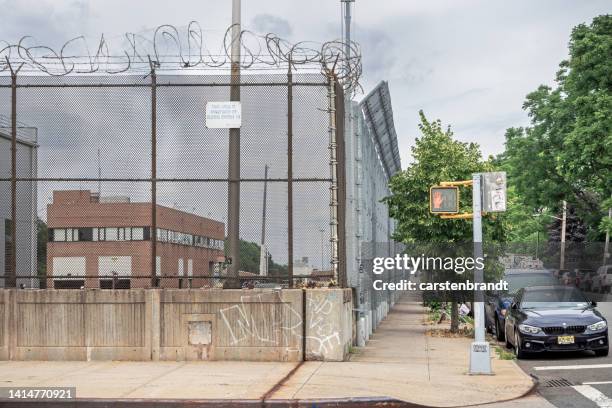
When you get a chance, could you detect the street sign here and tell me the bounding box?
[206,102,242,128]
[430,186,459,214]
[482,172,507,212]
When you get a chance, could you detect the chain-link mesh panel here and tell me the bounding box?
[293,182,333,287]
[238,181,288,283]
[155,181,226,289]
[0,72,337,289]
[14,76,152,180]
[293,82,330,179]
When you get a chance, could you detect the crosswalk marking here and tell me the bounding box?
[533,364,612,371]
[573,385,612,408]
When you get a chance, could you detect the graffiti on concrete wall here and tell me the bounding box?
[305,292,341,358]
[218,290,344,359]
[219,291,302,347]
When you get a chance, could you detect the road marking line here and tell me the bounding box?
[572,385,612,408]
[584,381,612,386]
[533,364,612,371]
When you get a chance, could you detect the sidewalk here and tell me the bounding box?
[270,294,536,406]
[0,294,535,407]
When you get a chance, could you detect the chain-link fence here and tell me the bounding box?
[0,70,347,290]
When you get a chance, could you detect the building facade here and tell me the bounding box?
[47,190,225,289]
[0,117,37,288]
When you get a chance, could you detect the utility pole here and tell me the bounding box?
[604,194,611,266]
[261,164,268,246]
[342,0,354,72]
[560,200,567,271]
[259,164,269,276]
[226,0,241,288]
[342,0,354,172]
[97,149,102,196]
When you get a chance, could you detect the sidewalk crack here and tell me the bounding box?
[291,361,323,400]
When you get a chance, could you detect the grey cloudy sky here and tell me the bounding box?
[2,0,610,165]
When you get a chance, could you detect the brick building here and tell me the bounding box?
[46,190,225,288]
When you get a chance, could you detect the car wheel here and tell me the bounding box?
[595,348,609,357]
[495,318,505,342]
[514,331,527,359]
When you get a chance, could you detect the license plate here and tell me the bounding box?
[558,335,575,345]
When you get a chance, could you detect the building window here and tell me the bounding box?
[78,228,93,241]
[132,227,144,240]
[53,228,67,242]
[105,228,118,241]
[50,227,150,242]
[100,278,131,289]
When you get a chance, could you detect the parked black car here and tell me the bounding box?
[485,269,558,341]
[504,286,609,358]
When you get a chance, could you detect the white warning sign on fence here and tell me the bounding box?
[206,102,242,128]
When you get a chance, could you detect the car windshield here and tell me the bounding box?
[505,273,557,294]
[521,288,590,309]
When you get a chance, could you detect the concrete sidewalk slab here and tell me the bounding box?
[270,296,535,407]
[0,361,297,400]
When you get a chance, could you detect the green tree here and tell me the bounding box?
[37,218,47,277]
[384,111,506,332]
[501,15,612,239]
[224,238,287,277]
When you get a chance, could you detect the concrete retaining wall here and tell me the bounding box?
[0,288,352,362]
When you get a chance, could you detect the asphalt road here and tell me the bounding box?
[513,294,612,408]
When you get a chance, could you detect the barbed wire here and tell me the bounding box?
[0,21,362,92]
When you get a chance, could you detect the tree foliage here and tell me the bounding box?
[224,238,287,276]
[37,218,47,277]
[384,111,506,332]
[500,15,612,239]
[384,111,505,244]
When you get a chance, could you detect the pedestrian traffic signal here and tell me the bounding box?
[430,186,459,214]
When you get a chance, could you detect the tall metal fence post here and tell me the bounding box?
[149,61,158,288]
[287,62,294,287]
[328,74,339,284]
[226,3,242,289]
[335,81,347,288]
[7,60,22,289]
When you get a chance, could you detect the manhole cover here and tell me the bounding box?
[542,378,574,388]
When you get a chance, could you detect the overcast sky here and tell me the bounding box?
[2,0,610,165]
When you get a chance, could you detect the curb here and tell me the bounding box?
[448,361,540,408]
[0,397,432,408]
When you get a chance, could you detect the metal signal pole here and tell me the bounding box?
[469,173,492,375]
[226,0,241,288]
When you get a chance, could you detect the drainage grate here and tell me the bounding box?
[542,378,574,388]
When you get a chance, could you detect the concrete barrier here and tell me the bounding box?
[0,288,352,362]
